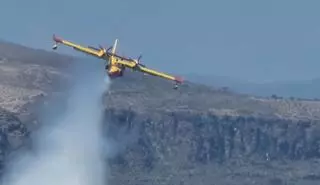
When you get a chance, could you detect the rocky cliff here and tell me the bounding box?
[1,41,320,185]
[104,108,320,185]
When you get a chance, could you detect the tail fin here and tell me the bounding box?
[111,39,118,54]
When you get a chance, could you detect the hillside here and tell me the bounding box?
[1,41,320,185]
[186,73,320,99]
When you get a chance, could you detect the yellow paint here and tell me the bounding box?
[61,40,106,58]
[52,35,182,83]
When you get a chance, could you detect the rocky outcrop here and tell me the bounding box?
[104,108,320,185]
[2,105,320,185]
[0,108,28,171]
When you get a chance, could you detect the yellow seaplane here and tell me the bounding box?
[52,34,183,89]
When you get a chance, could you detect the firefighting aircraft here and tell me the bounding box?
[51,34,183,89]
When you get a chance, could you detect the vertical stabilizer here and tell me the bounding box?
[112,39,118,54]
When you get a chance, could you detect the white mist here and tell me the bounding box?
[2,58,110,185]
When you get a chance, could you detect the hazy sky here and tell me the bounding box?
[1,0,320,83]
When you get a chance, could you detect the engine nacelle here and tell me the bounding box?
[133,58,146,68]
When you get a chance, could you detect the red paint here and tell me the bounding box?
[107,70,123,78]
[53,34,62,43]
[174,76,183,83]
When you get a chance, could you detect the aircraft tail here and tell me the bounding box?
[111,39,118,54]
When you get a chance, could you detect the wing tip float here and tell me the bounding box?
[52,34,62,49]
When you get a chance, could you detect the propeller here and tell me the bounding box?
[107,46,113,52]
[134,54,142,63]
[98,45,107,53]
[133,54,145,67]
[137,54,142,62]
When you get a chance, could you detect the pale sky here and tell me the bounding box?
[1,0,320,83]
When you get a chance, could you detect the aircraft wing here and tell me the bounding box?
[53,35,106,58]
[139,66,183,83]
[116,59,183,83]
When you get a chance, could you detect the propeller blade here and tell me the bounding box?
[107,46,113,52]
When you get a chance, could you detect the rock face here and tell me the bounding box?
[104,109,320,185]
[0,41,73,113]
[0,108,28,172]
[1,41,320,185]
